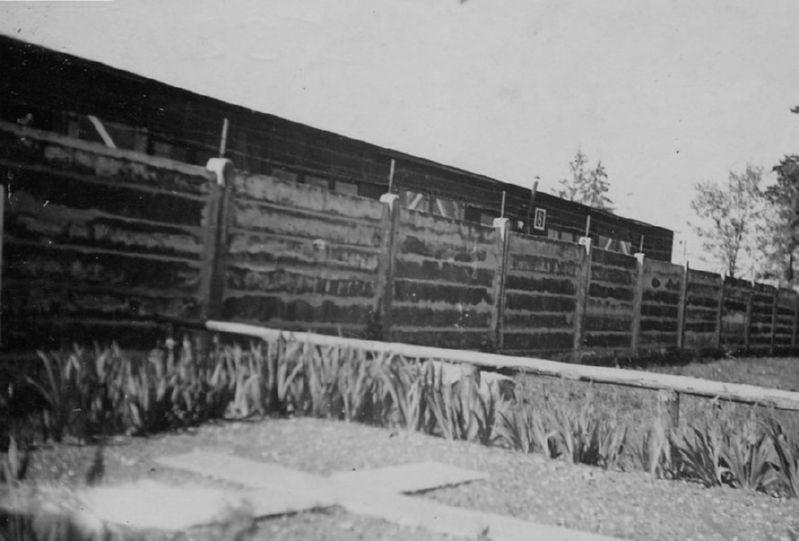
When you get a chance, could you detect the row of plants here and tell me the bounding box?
[2,336,799,501]
[2,339,235,448]
[500,391,799,497]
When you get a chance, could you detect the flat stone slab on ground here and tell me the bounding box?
[157,450,619,541]
[344,488,618,541]
[157,451,335,502]
[158,451,486,495]
[0,481,253,534]
[79,480,248,532]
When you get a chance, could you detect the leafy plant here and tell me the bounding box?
[338,349,381,423]
[226,344,265,418]
[547,398,626,468]
[557,149,614,210]
[720,413,778,491]
[259,339,306,415]
[11,332,799,508]
[426,366,500,444]
[124,358,174,435]
[671,422,727,487]
[1,436,30,484]
[631,420,672,478]
[427,376,469,440]
[496,405,554,457]
[203,349,238,419]
[766,417,799,497]
[469,381,501,445]
[25,350,77,442]
[305,344,343,418]
[375,355,432,431]
[690,164,764,278]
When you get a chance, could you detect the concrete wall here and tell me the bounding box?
[584,248,637,352]
[638,259,683,351]
[749,282,776,354]
[683,269,723,352]
[775,288,797,353]
[0,121,217,349]
[721,277,752,353]
[218,172,387,336]
[387,208,501,350]
[502,234,582,358]
[3,121,799,360]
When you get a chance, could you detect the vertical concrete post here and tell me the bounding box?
[491,218,510,351]
[770,288,779,355]
[630,252,646,358]
[714,275,725,352]
[201,158,233,321]
[792,293,799,352]
[744,287,753,354]
[376,193,400,342]
[677,262,689,350]
[572,236,593,363]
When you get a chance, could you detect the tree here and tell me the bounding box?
[690,165,764,278]
[557,149,614,210]
[758,155,799,284]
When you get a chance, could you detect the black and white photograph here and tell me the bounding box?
[1,1,799,539]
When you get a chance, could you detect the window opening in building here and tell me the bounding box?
[402,190,464,220]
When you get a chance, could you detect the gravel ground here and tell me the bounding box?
[17,416,799,541]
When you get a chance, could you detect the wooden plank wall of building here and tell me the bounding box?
[683,269,724,352]
[0,121,217,349]
[388,209,501,350]
[3,121,799,361]
[501,234,583,359]
[218,172,387,337]
[638,259,683,351]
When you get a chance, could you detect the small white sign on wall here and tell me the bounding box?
[533,208,547,231]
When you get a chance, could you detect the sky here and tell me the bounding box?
[2,0,799,270]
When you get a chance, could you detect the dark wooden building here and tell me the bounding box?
[0,35,673,260]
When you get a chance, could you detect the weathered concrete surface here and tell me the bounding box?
[0,121,215,350]
[502,234,581,356]
[683,269,723,352]
[749,282,776,353]
[774,288,797,352]
[389,208,500,349]
[220,172,386,337]
[0,121,213,195]
[639,259,682,349]
[5,120,797,360]
[584,248,636,352]
[721,277,752,352]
